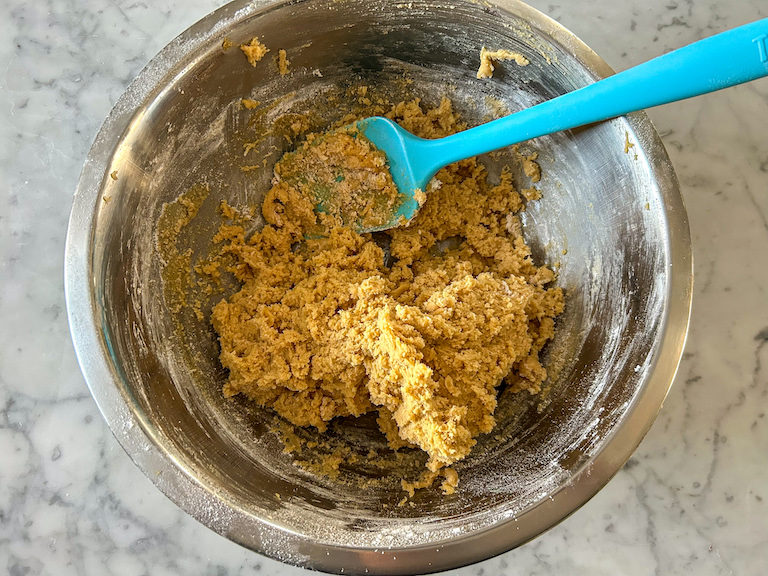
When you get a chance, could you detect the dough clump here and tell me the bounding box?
[264,126,404,233]
[240,37,269,66]
[278,49,290,76]
[477,47,529,79]
[211,97,563,473]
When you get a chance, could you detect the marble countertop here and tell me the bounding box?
[2,0,767,574]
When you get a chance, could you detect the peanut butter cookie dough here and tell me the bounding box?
[240,37,269,66]
[277,48,290,76]
[210,97,564,477]
[264,126,404,233]
[477,46,529,79]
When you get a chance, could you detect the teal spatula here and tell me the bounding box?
[352,18,768,232]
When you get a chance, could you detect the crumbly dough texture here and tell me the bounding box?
[477,47,530,79]
[523,152,542,182]
[240,37,269,66]
[211,97,563,474]
[264,126,404,233]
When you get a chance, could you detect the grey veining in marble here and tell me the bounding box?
[1,0,767,574]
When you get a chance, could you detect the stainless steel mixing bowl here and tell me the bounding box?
[65,0,693,573]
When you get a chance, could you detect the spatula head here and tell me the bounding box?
[354,116,432,232]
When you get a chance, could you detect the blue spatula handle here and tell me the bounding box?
[429,18,768,167]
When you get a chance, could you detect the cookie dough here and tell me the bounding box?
[477,47,529,79]
[264,126,403,233]
[278,49,290,76]
[523,152,542,182]
[211,97,563,473]
[240,37,269,66]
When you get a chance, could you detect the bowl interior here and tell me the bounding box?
[84,0,681,570]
